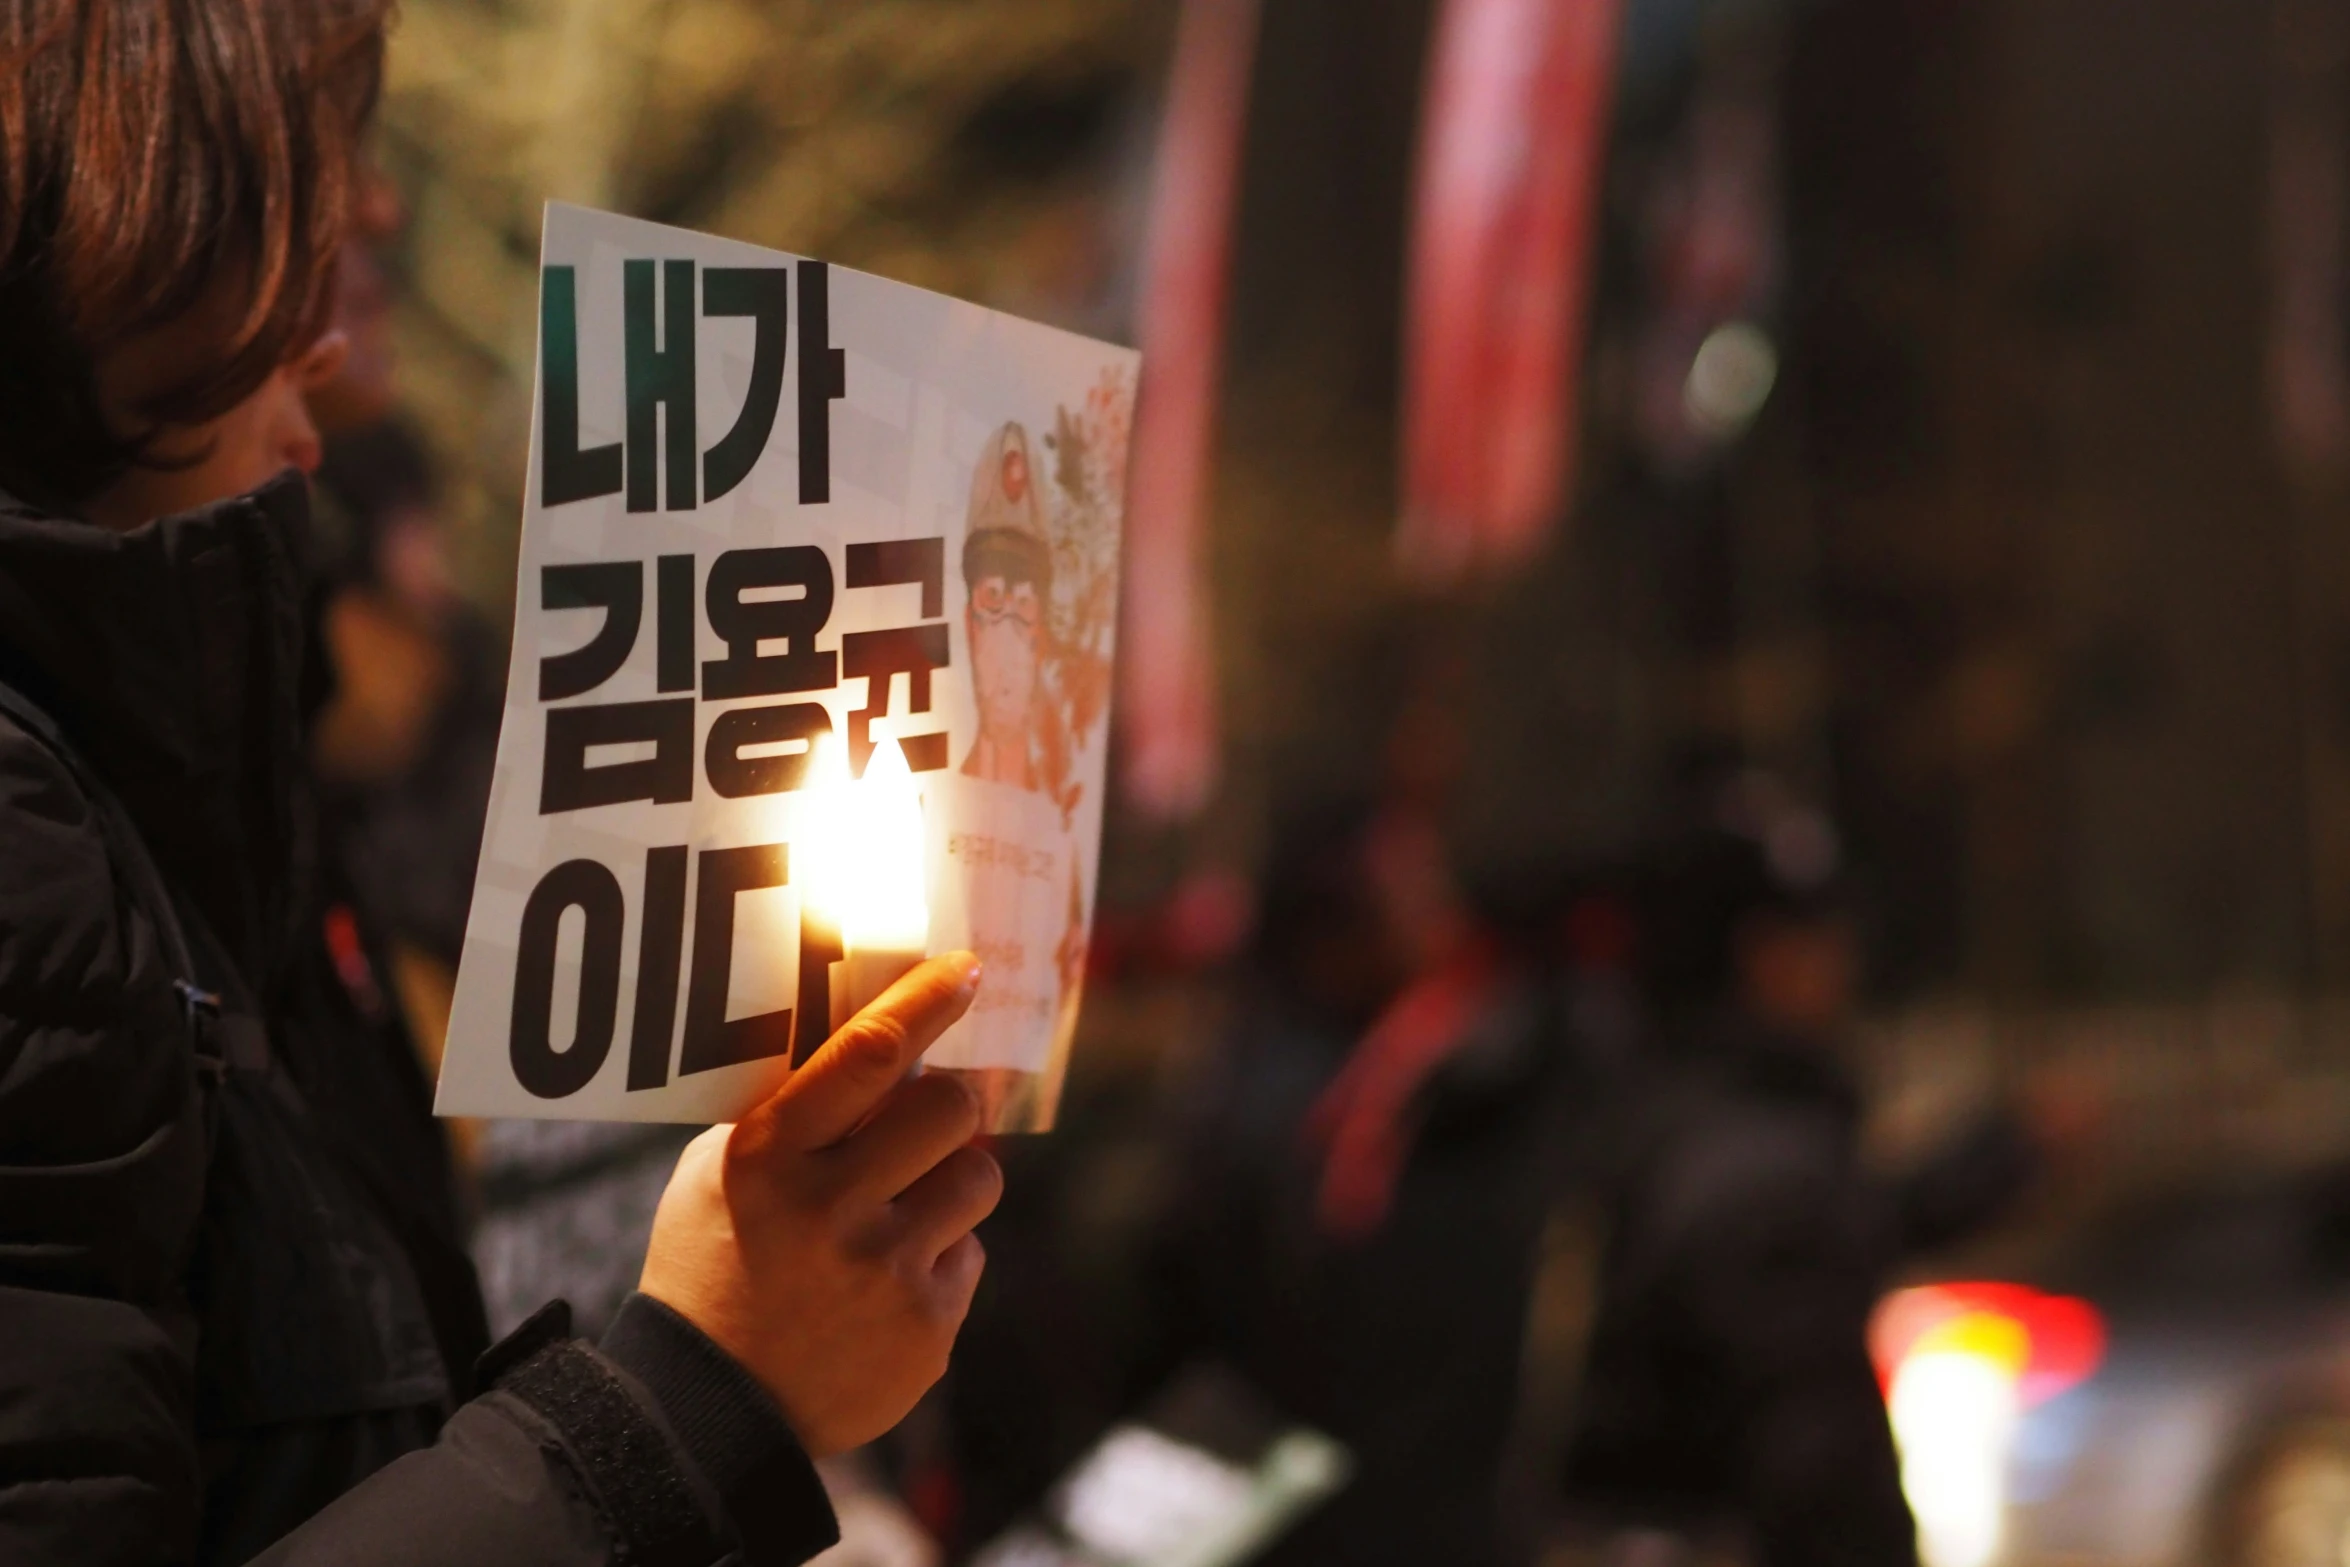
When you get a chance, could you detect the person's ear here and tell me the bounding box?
[293,329,352,393]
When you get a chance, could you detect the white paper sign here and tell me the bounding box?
[435,203,1135,1132]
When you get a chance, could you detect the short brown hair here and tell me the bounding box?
[0,0,390,511]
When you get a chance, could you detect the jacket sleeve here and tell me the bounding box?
[1662,1114,1919,1567]
[0,721,838,1566]
[250,1296,840,1567]
[0,723,211,1560]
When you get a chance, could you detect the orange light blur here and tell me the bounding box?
[1871,1282,2106,1407]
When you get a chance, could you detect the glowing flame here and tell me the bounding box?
[800,731,930,953]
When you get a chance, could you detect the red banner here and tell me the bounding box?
[1119,0,1261,819]
[1401,0,1623,582]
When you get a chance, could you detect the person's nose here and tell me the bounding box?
[282,411,325,476]
[274,373,329,477]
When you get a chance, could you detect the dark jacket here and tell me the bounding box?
[1561,1022,2009,1567]
[1135,974,1589,1567]
[0,474,838,1565]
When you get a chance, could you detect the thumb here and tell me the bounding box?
[738,952,981,1155]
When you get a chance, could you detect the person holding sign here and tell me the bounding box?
[0,3,1001,1564]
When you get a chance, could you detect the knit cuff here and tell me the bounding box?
[602,1292,840,1565]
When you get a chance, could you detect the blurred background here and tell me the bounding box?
[312,0,2350,1562]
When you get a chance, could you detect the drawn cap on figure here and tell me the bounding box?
[961,421,1051,594]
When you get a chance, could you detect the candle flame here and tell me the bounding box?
[800,730,930,952]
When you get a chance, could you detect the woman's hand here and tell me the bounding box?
[638,953,1002,1456]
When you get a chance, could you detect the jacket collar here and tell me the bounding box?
[0,471,317,988]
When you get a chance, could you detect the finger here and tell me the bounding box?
[738,952,981,1156]
[676,1122,731,1180]
[929,1231,987,1322]
[835,1070,983,1202]
[889,1143,1004,1262]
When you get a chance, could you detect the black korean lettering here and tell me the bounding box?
[796,261,846,504]
[845,537,945,618]
[509,858,623,1099]
[540,266,623,506]
[841,624,950,775]
[541,698,695,813]
[898,733,950,773]
[656,553,695,693]
[625,258,697,513]
[539,561,643,701]
[627,845,688,1091]
[794,910,841,1067]
[700,267,789,502]
[701,545,837,699]
[705,701,830,798]
[679,843,794,1076]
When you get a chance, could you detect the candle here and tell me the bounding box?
[801,730,931,1030]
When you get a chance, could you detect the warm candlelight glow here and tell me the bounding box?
[800,730,930,953]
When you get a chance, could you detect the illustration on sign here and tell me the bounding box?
[434,203,1135,1133]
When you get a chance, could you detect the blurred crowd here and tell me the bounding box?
[303,254,2066,1554]
[298,4,2051,1561]
[309,431,2069,1565]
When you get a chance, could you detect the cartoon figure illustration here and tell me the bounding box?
[960,421,1052,792]
[928,382,1130,1130]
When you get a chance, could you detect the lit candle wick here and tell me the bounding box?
[801,729,930,1030]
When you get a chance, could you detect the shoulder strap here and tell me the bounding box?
[0,674,265,1077]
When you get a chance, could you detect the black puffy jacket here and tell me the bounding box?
[0,473,838,1565]
[1563,1025,1925,1567]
